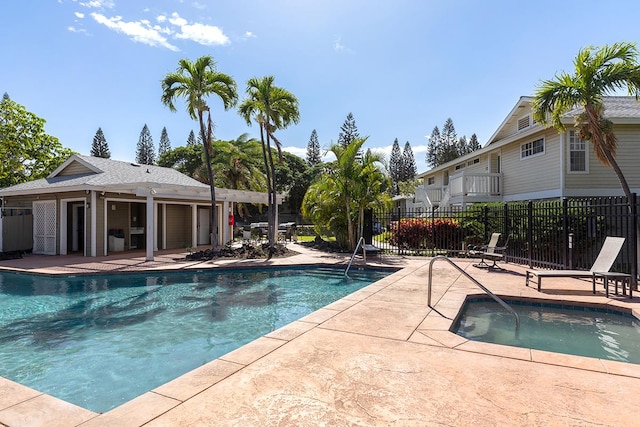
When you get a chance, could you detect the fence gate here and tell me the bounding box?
[33,200,57,255]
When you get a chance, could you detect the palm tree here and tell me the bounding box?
[161,56,237,252]
[532,42,640,203]
[238,76,300,253]
[302,138,391,251]
[354,148,391,242]
[214,134,266,219]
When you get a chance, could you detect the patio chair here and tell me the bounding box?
[470,233,508,270]
[525,236,626,292]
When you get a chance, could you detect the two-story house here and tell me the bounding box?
[415,96,640,210]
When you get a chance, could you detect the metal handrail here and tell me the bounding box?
[344,236,366,277]
[428,255,520,330]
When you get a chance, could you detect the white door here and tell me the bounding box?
[33,200,57,255]
[197,209,210,245]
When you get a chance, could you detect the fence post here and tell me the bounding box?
[528,201,533,268]
[483,205,489,243]
[503,203,509,239]
[632,193,638,287]
[562,198,569,269]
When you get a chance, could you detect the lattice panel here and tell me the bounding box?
[33,200,57,254]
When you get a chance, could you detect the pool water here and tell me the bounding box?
[0,267,389,412]
[453,298,640,364]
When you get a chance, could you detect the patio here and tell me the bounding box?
[0,245,639,426]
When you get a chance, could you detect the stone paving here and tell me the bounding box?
[0,245,639,426]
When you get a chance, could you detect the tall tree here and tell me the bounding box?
[532,42,640,203]
[389,138,402,195]
[0,97,74,187]
[186,129,197,146]
[468,133,481,152]
[337,112,359,148]
[239,75,300,253]
[158,126,171,156]
[135,124,155,165]
[162,56,238,252]
[426,126,440,167]
[439,118,459,164]
[401,141,417,180]
[306,129,321,166]
[157,144,206,180]
[457,135,468,156]
[90,127,111,158]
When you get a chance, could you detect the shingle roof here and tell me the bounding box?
[565,96,640,119]
[0,154,209,193]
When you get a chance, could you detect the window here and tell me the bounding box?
[521,138,544,159]
[455,163,466,170]
[568,130,588,172]
[467,158,480,166]
[427,177,435,185]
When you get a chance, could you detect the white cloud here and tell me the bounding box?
[168,12,187,27]
[156,15,167,23]
[243,31,256,39]
[192,1,206,10]
[78,0,114,8]
[333,36,354,54]
[67,26,87,33]
[169,12,229,46]
[90,12,179,51]
[75,12,85,18]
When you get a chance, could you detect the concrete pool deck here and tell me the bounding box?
[0,245,639,426]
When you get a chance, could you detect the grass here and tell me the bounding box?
[296,235,336,243]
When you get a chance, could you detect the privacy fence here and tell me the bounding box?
[372,195,638,279]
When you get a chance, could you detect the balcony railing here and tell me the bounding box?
[449,172,502,198]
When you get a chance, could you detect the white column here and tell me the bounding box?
[153,202,158,251]
[191,203,198,248]
[162,203,167,250]
[222,200,230,245]
[91,190,97,257]
[146,194,154,261]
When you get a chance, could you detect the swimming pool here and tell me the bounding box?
[452,297,640,364]
[0,267,390,412]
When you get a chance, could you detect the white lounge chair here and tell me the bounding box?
[525,236,626,292]
[470,233,508,270]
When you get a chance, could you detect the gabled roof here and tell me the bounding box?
[0,154,208,194]
[418,96,640,178]
[487,96,640,146]
[0,154,277,203]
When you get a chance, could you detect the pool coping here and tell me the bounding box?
[1,248,639,426]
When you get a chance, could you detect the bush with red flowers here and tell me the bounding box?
[389,217,461,250]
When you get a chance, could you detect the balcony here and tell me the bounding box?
[448,172,502,205]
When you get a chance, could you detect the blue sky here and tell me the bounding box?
[3,1,640,174]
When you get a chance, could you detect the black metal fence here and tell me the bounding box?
[372,195,638,278]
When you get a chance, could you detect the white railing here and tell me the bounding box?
[449,172,502,198]
[426,188,443,203]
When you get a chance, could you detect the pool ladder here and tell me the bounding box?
[428,255,520,330]
[344,237,366,278]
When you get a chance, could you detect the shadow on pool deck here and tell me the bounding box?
[0,245,639,426]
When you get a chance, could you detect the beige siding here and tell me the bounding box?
[105,201,131,249]
[501,129,561,197]
[58,161,95,176]
[565,124,640,192]
[165,204,192,249]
